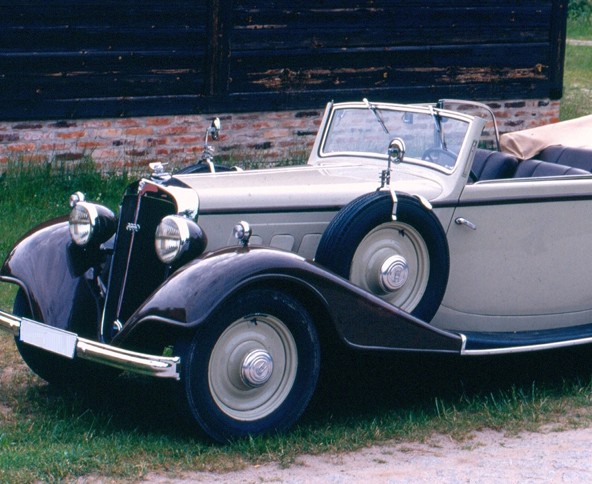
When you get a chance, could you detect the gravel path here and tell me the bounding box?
[567,39,592,46]
[144,426,592,483]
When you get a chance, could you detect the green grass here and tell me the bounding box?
[560,12,592,120]
[561,43,592,120]
[568,20,592,40]
[567,0,592,39]
[1,25,592,481]
[0,158,131,264]
[2,332,592,482]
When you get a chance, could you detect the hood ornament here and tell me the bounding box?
[149,162,171,182]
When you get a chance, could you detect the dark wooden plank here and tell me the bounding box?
[205,0,231,95]
[0,0,566,120]
[0,79,552,122]
[0,58,204,102]
[0,0,207,52]
[0,30,206,53]
[547,0,568,99]
[0,76,203,102]
[227,44,551,93]
[231,6,551,43]
[0,95,207,120]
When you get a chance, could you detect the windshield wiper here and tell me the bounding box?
[363,98,389,135]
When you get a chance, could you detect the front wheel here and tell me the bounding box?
[178,289,321,442]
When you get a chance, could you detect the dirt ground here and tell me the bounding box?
[143,425,592,483]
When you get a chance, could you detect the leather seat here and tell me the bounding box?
[472,149,518,181]
[513,158,589,178]
[535,146,592,172]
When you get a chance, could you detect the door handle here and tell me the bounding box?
[455,217,477,230]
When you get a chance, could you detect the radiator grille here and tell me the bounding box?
[101,182,176,340]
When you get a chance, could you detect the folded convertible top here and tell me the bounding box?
[500,114,592,160]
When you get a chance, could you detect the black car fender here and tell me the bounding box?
[0,218,101,333]
[118,246,463,355]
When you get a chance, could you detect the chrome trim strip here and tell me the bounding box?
[76,340,180,379]
[459,333,467,353]
[0,309,180,380]
[0,309,20,336]
[460,334,592,356]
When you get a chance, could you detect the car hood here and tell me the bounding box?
[174,162,444,212]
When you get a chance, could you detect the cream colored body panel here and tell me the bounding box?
[198,210,336,259]
[179,162,447,255]
[178,102,592,334]
[432,175,592,332]
[177,162,444,212]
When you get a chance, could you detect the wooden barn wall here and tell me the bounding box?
[0,0,567,121]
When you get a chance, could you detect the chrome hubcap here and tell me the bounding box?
[241,349,274,388]
[380,255,409,291]
[208,314,298,420]
[350,221,430,312]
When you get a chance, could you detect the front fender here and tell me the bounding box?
[117,247,321,342]
[0,218,100,332]
[118,247,463,354]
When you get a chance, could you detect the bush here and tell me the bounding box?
[569,0,592,20]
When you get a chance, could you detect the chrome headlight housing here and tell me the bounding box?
[155,215,207,264]
[69,201,116,247]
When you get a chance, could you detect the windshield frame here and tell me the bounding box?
[316,102,475,175]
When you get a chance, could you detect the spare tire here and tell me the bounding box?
[315,192,449,322]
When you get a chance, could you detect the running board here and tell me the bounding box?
[460,322,592,355]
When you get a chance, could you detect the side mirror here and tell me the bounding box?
[198,117,222,173]
[379,137,406,191]
[208,117,221,141]
[388,137,406,164]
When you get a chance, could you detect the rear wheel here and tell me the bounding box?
[178,288,320,442]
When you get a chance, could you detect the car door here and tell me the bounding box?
[432,175,592,332]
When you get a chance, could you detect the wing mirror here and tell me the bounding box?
[380,137,406,221]
[388,137,405,164]
[208,117,221,141]
[198,117,222,173]
[379,137,406,192]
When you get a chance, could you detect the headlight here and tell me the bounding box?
[155,215,207,264]
[69,202,116,247]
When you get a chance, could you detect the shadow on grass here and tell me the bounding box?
[23,343,592,445]
[25,374,196,440]
[303,344,592,427]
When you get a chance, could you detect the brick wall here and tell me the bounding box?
[0,98,560,172]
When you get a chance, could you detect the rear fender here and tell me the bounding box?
[0,218,101,332]
[119,247,463,354]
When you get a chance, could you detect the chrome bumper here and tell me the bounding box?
[0,309,180,380]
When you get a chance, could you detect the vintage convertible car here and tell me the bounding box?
[2,99,592,442]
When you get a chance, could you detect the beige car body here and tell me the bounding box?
[175,101,592,333]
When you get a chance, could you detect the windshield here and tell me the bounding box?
[321,106,471,172]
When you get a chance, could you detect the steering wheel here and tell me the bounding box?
[421,148,457,167]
